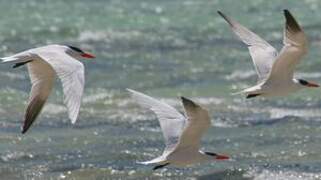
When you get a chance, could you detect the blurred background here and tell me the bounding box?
[0,0,321,179]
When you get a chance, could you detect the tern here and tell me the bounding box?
[127,89,229,170]
[218,10,319,98]
[1,44,95,133]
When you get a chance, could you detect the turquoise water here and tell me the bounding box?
[1,0,321,179]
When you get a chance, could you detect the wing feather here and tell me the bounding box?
[22,60,55,133]
[267,9,307,82]
[36,50,85,123]
[127,89,186,153]
[174,97,210,150]
[218,11,278,82]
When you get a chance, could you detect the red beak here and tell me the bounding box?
[307,82,319,87]
[215,154,230,160]
[81,52,95,59]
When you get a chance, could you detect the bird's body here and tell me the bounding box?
[218,10,319,98]
[1,44,95,133]
[140,148,212,167]
[241,79,302,97]
[127,89,229,170]
[166,148,212,167]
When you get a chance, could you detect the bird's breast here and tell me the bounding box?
[167,149,203,166]
[261,81,301,96]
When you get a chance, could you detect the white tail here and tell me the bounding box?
[1,56,19,63]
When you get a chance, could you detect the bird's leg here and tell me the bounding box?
[13,60,32,68]
[153,163,170,170]
[246,94,261,99]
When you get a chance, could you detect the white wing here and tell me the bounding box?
[1,50,33,63]
[267,10,307,82]
[22,60,55,133]
[218,11,278,82]
[174,97,210,151]
[127,89,186,153]
[36,50,85,124]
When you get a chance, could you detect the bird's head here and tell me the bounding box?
[295,79,319,88]
[65,45,95,59]
[204,151,229,160]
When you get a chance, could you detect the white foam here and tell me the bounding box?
[269,108,321,119]
[1,151,34,162]
[77,30,142,42]
[295,72,321,79]
[42,103,66,114]
[0,72,26,80]
[225,70,256,80]
[245,168,321,180]
[83,92,114,104]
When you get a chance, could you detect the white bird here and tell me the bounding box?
[1,44,95,133]
[218,9,319,98]
[127,89,229,170]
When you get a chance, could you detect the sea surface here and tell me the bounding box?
[0,0,321,179]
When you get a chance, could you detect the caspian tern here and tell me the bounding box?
[127,89,229,170]
[1,44,95,133]
[218,10,319,98]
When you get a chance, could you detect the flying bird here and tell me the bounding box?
[1,44,95,133]
[218,10,319,98]
[127,89,229,170]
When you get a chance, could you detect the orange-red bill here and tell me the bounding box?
[215,154,229,160]
[81,53,95,59]
[307,82,319,87]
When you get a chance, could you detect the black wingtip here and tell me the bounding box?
[21,123,31,134]
[217,10,226,19]
[217,10,234,27]
[181,96,197,107]
[21,127,28,134]
[180,96,187,101]
[180,96,190,103]
[283,9,292,18]
[283,9,301,33]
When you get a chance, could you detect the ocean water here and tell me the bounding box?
[0,0,321,179]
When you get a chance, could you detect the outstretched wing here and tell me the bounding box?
[218,11,278,82]
[36,50,85,124]
[267,9,308,82]
[22,60,55,133]
[127,89,186,153]
[174,97,211,151]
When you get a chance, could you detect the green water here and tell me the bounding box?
[0,0,321,179]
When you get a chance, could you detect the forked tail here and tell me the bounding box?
[1,56,19,63]
[1,55,33,68]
